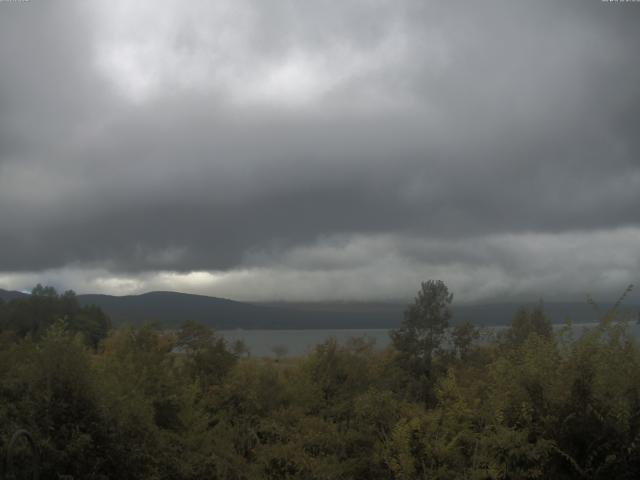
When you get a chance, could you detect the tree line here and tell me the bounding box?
[0,281,639,479]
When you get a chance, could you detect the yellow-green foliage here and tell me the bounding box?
[2,305,640,479]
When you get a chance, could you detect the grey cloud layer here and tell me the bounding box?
[0,0,639,300]
[2,228,638,303]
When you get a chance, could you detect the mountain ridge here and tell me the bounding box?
[1,288,637,329]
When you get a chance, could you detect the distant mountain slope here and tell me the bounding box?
[76,291,400,329]
[4,287,636,329]
[78,291,291,329]
[263,300,639,328]
[0,288,29,302]
[71,290,638,329]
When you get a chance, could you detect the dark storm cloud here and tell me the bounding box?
[0,0,639,301]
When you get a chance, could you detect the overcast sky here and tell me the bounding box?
[0,0,639,303]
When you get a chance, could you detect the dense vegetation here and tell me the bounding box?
[1,282,639,479]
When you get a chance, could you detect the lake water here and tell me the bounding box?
[218,322,640,357]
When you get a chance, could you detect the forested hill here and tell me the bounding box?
[69,293,640,328]
[0,288,28,301]
[2,288,637,329]
[76,292,402,329]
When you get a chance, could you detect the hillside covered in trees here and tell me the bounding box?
[3,287,635,330]
[1,282,640,479]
